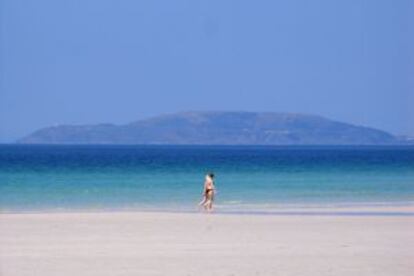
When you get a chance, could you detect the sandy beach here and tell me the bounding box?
[1,209,413,276]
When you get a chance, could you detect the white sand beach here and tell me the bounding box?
[1,209,413,276]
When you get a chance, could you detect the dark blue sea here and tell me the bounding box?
[0,145,413,212]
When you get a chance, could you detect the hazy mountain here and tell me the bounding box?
[18,111,399,145]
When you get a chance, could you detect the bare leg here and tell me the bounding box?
[208,200,213,211]
[203,200,211,211]
[198,196,206,207]
[203,199,213,212]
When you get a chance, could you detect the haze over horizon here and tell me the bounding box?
[1,0,413,142]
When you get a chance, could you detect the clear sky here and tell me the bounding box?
[1,0,413,142]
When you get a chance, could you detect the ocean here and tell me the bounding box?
[1,145,413,213]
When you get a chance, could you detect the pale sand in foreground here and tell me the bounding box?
[1,210,413,276]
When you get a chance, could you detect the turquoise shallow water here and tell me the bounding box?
[0,145,413,212]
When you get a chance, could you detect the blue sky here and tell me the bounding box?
[1,0,413,142]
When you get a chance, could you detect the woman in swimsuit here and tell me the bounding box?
[199,172,215,212]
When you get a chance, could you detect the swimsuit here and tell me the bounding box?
[205,187,214,200]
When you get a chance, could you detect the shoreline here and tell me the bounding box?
[1,202,414,216]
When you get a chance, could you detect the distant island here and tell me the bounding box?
[18,111,406,145]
